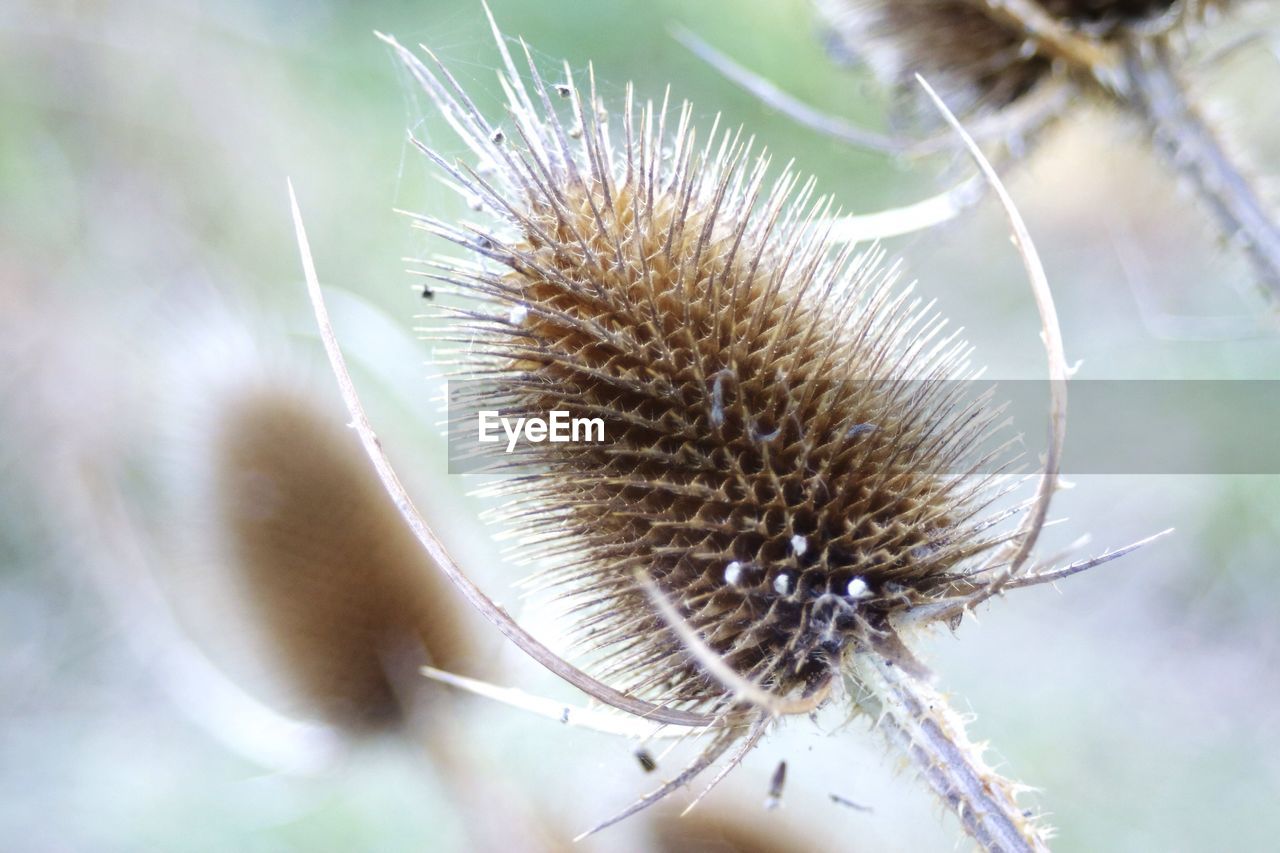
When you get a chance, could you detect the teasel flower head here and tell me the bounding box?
[801,0,1280,312]
[213,385,477,731]
[683,2,1280,298]
[210,379,568,849]
[381,17,1028,724]
[816,0,1234,120]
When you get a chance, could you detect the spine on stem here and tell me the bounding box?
[851,644,1050,853]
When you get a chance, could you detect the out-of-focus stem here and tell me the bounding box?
[852,639,1050,853]
[1124,37,1280,304]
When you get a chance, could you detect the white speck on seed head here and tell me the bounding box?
[509,304,528,326]
[790,534,808,557]
[724,561,743,585]
[846,577,870,599]
[773,572,792,595]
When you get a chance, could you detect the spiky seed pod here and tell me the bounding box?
[821,0,1060,116]
[214,388,474,730]
[393,36,1014,719]
[816,0,1231,118]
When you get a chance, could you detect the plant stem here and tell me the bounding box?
[1123,37,1280,305]
[852,637,1049,853]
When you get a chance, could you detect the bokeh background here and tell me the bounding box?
[3,0,1280,850]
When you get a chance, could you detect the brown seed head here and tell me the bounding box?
[215,388,475,730]
[392,31,1014,715]
[817,0,1231,118]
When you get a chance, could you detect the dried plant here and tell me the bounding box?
[686,1,1280,307]
[817,0,1228,119]
[205,376,570,850]
[289,7,1169,851]
[212,387,476,730]
[52,313,569,850]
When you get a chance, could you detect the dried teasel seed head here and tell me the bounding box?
[816,0,1234,120]
[807,2,1280,306]
[392,26,1020,719]
[214,387,475,730]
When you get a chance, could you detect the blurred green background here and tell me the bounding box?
[3,0,1280,850]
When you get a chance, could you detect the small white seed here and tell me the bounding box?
[790,534,808,557]
[846,577,870,599]
[724,561,743,585]
[773,572,792,595]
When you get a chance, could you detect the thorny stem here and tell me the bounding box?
[853,636,1049,853]
[1122,37,1280,304]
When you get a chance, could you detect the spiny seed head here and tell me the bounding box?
[215,388,474,730]
[394,32,1015,713]
[817,0,1231,118]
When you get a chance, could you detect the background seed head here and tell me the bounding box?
[215,388,474,730]
[816,0,1229,119]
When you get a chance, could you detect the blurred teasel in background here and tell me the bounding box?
[686,0,1280,312]
[22,291,574,850]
